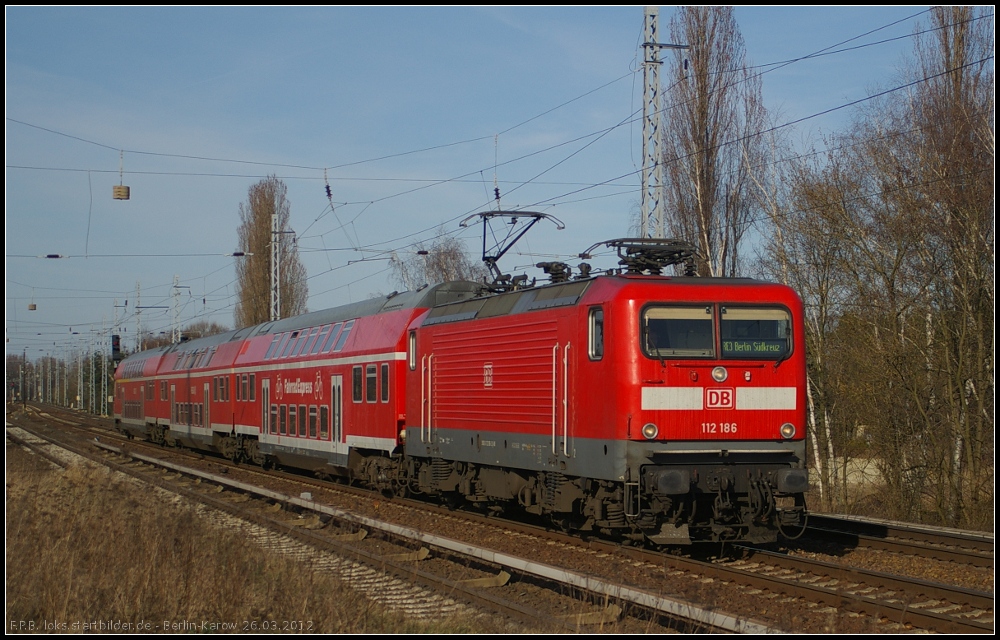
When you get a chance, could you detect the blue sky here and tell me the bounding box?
[6,6,933,360]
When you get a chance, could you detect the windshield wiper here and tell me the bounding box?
[773,346,790,369]
[645,329,667,369]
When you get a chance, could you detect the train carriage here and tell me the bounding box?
[114,281,480,470]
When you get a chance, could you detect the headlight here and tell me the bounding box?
[780,423,796,439]
[641,422,659,440]
[712,366,728,382]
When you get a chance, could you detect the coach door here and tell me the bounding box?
[261,378,270,436]
[330,375,345,455]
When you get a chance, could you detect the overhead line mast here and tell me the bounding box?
[640,6,688,238]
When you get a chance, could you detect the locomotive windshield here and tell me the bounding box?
[720,306,791,359]
[641,305,792,360]
[642,306,715,357]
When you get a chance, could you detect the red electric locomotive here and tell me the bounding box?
[402,239,808,544]
[114,238,808,545]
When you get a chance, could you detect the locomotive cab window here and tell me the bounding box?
[588,307,604,360]
[720,307,792,359]
[642,306,715,358]
[408,331,416,370]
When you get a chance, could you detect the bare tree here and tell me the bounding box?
[772,7,993,528]
[893,6,993,527]
[389,231,487,291]
[140,320,229,349]
[660,6,768,276]
[234,176,308,328]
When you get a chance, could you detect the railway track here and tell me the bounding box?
[722,544,993,633]
[6,411,748,633]
[803,513,994,568]
[9,403,995,634]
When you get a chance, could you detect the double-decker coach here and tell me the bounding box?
[115,281,480,473]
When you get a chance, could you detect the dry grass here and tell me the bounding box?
[5,444,490,633]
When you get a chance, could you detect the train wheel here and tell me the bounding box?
[391,477,409,499]
[243,439,265,467]
[219,436,238,461]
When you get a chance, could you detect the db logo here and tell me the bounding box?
[706,388,734,409]
[483,362,494,389]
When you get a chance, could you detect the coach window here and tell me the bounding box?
[295,327,318,356]
[270,405,278,434]
[320,406,329,439]
[302,326,321,355]
[249,374,256,401]
[280,332,300,358]
[352,366,363,402]
[288,405,298,436]
[588,307,604,360]
[298,405,306,437]
[381,364,389,402]
[320,322,343,353]
[408,331,416,370]
[279,405,287,435]
[642,306,715,358]
[290,331,308,357]
[309,406,318,438]
[264,334,282,359]
[720,307,792,360]
[366,365,377,403]
[333,320,354,352]
[272,333,291,360]
[310,325,331,355]
[241,374,248,401]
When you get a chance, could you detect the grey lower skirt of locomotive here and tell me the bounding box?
[406,447,809,546]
